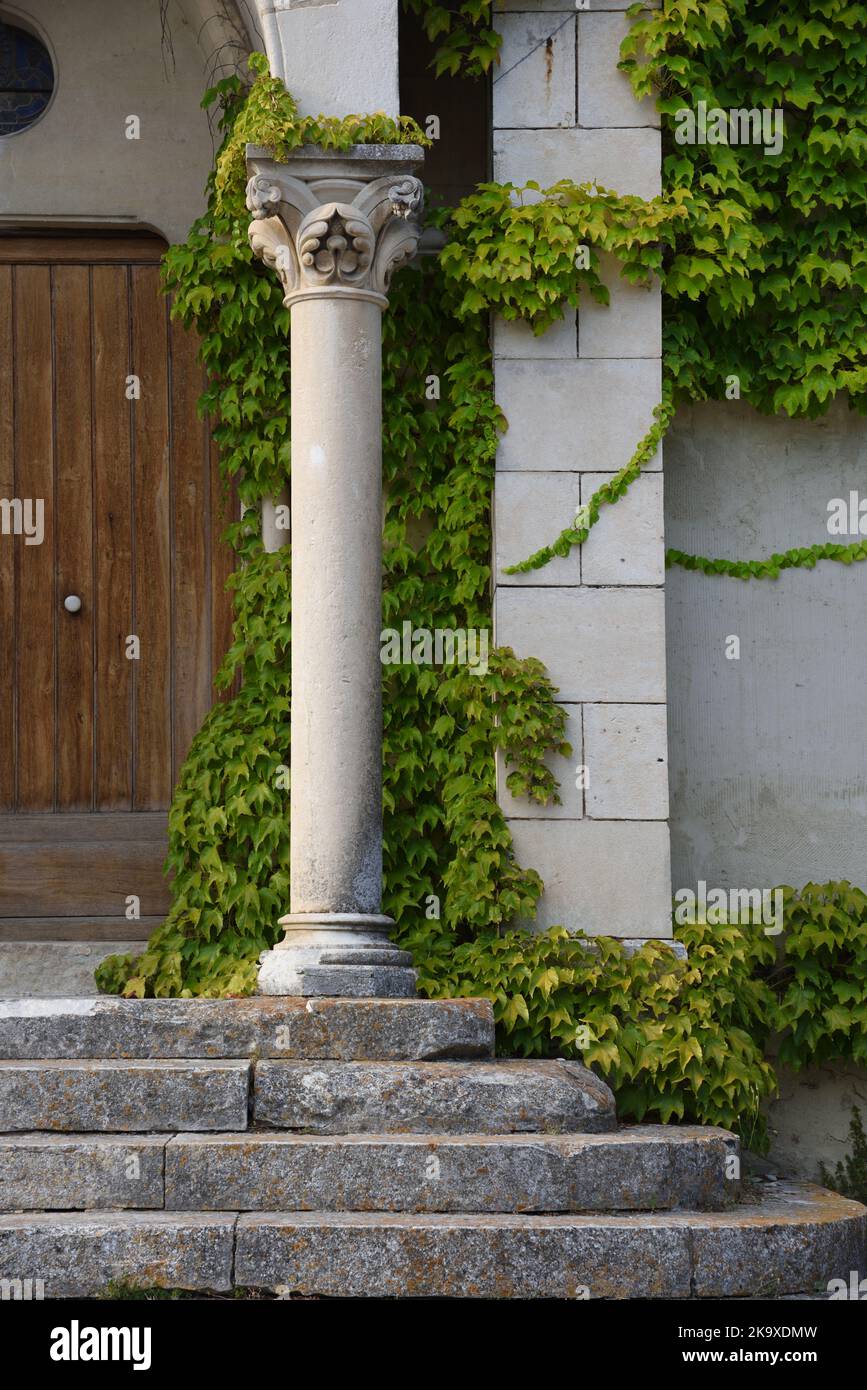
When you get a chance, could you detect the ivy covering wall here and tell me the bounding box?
[97,3,867,1141]
[495,0,867,575]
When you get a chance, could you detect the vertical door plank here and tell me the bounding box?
[210,434,238,702]
[92,266,134,809]
[14,266,54,810]
[55,266,95,809]
[131,265,171,809]
[169,315,210,775]
[0,268,14,808]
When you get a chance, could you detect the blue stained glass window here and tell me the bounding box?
[0,20,53,136]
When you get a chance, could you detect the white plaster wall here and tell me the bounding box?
[491,3,672,937]
[0,0,232,244]
[666,399,867,892]
[665,398,867,1181]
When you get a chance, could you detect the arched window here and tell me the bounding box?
[0,18,53,136]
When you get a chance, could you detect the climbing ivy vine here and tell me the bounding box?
[402,0,501,78]
[455,0,867,575]
[406,0,867,423]
[665,538,867,581]
[621,0,867,418]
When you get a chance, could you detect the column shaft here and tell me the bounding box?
[289,295,383,917]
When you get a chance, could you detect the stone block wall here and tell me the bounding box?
[490,2,672,937]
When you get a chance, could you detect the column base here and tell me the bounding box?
[257,913,418,998]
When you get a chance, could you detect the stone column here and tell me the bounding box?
[246,143,424,996]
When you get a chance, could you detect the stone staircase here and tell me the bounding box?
[0,996,864,1299]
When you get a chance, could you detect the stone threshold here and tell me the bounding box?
[0,1185,862,1299]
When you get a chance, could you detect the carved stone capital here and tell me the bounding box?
[245,144,425,308]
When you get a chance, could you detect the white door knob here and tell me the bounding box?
[64,595,82,614]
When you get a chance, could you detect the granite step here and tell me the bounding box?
[0,995,494,1060]
[0,1126,736,1212]
[234,1186,867,1300]
[253,1059,616,1134]
[0,1134,166,1210]
[0,1211,235,1298]
[164,1126,736,1214]
[0,1185,862,1299]
[0,1060,250,1133]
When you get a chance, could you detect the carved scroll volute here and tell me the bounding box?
[361,175,425,295]
[246,172,311,299]
[246,167,424,305]
[372,211,423,294]
[248,215,297,296]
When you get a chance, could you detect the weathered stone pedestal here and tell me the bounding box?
[245,145,425,999]
[1,995,865,1298]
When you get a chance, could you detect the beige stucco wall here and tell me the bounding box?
[0,0,240,244]
[766,1061,867,1182]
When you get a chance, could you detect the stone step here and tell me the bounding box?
[0,1126,735,1213]
[254,1059,616,1134]
[0,1185,862,1298]
[0,1135,167,1210]
[0,1060,250,1133]
[235,1186,867,1300]
[0,1212,235,1298]
[0,995,494,1060]
[165,1126,735,1214]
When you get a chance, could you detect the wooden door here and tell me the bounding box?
[0,233,236,942]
